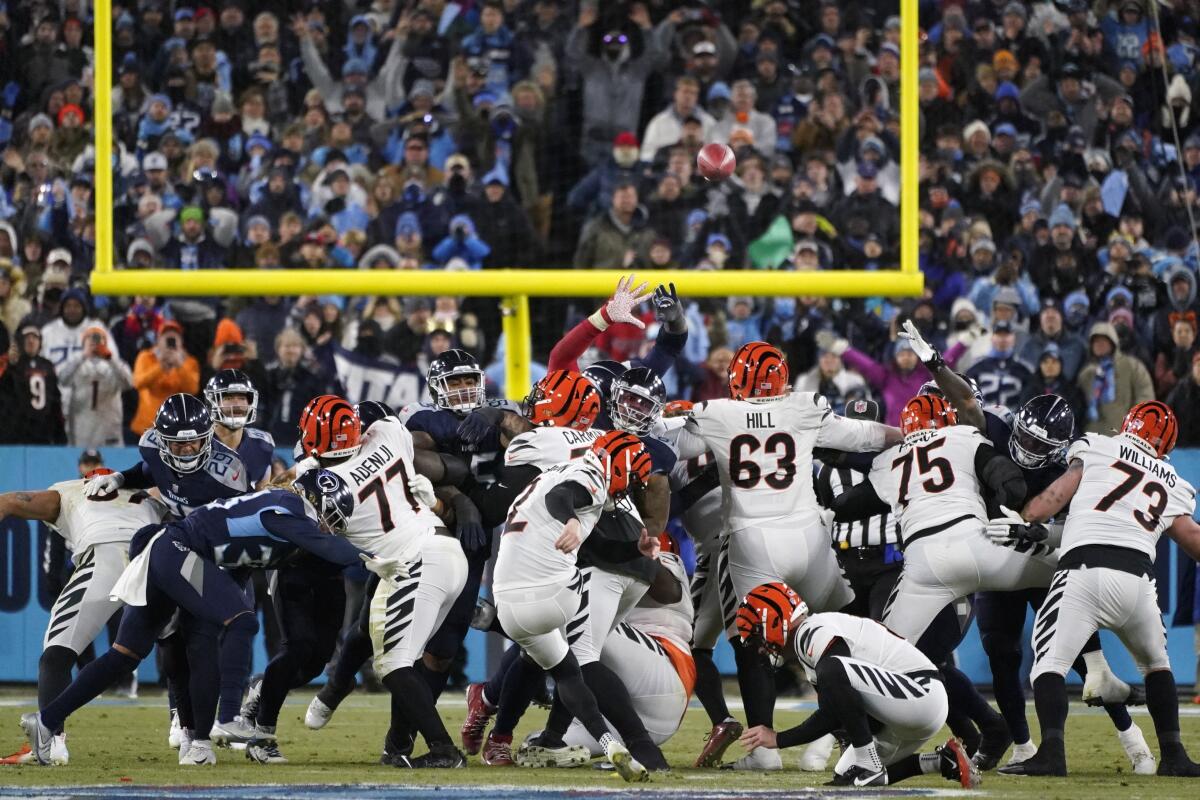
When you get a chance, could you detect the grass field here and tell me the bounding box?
[3,687,1200,798]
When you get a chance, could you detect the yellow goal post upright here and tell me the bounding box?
[89,0,923,399]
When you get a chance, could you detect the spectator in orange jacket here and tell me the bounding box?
[130,319,200,435]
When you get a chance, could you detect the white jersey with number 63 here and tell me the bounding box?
[678,392,891,530]
[1060,433,1196,560]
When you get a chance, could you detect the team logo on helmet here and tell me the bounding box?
[728,342,789,402]
[1120,400,1178,458]
[590,430,652,498]
[524,370,601,431]
[298,395,362,460]
[900,395,957,441]
[735,582,807,667]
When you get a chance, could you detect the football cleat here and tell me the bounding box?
[179,739,217,766]
[305,696,336,730]
[515,733,590,768]
[49,733,69,766]
[605,740,649,783]
[246,740,288,765]
[1119,724,1156,775]
[177,729,194,762]
[997,740,1067,777]
[112,672,138,700]
[721,745,783,771]
[240,676,263,725]
[971,718,1013,771]
[168,708,183,749]
[1157,756,1200,777]
[1005,740,1038,767]
[798,733,835,771]
[827,764,887,787]
[694,719,743,767]
[0,744,33,765]
[460,682,495,755]
[482,732,514,766]
[210,716,260,746]
[19,712,53,766]
[390,744,467,768]
[940,737,981,788]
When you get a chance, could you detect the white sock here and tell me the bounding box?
[1082,650,1121,685]
[1119,724,1144,745]
[599,732,617,753]
[853,742,883,772]
[919,751,942,774]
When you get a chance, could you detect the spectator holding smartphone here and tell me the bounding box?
[130,320,200,436]
[59,326,134,447]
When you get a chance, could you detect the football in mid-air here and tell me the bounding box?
[697,142,736,181]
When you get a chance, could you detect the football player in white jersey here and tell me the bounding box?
[1001,401,1200,778]
[491,431,654,782]
[294,395,469,768]
[831,394,1057,644]
[0,472,167,764]
[733,582,980,788]
[672,341,900,770]
[558,549,696,754]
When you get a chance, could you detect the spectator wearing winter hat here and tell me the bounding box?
[567,131,651,219]
[432,214,490,270]
[567,4,675,166]
[162,206,228,270]
[5,325,66,444]
[1153,314,1199,397]
[1031,203,1095,299]
[1019,299,1088,381]
[966,319,1033,409]
[474,169,539,270]
[294,13,404,119]
[130,319,201,436]
[0,260,31,338]
[1018,342,1086,427]
[40,286,101,375]
[1152,264,1200,357]
[458,1,533,98]
[1166,352,1200,447]
[1020,61,1124,141]
[1077,321,1154,434]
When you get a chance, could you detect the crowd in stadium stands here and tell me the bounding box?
[0,0,1198,451]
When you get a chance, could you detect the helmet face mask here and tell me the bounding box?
[204,369,258,430]
[610,367,666,436]
[428,349,485,413]
[155,394,214,474]
[1009,395,1074,469]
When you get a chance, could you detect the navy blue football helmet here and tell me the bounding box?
[1010,394,1075,469]
[609,366,666,435]
[154,393,214,474]
[293,468,355,533]
[428,348,485,412]
[582,359,627,402]
[204,369,258,430]
[356,400,395,432]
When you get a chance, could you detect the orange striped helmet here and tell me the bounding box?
[1121,400,1178,458]
[298,395,362,461]
[590,430,652,498]
[728,341,789,401]
[900,394,957,440]
[524,370,601,431]
[735,582,807,665]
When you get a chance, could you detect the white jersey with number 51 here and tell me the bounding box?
[676,392,891,530]
[1061,433,1196,560]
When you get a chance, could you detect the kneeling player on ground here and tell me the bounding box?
[491,431,653,782]
[734,583,980,788]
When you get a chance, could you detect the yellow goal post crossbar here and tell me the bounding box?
[88,0,923,399]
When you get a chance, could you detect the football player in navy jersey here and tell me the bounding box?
[85,394,251,517]
[22,472,404,767]
[205,369,275,488]
[900,322,1152,773]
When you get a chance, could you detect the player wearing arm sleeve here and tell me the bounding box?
[1003,401,1200,778]
[732,584,979,788]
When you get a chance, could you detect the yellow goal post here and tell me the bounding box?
[88,0,923,399]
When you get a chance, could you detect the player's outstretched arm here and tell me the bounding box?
[548,274,653,371]
[1022,460,1083,523]
[828,477,890,522]
[1166,515,1200,561]
[0,490,61,522]
[898,320,984,431]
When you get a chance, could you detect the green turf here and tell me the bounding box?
[3,688,1200,797]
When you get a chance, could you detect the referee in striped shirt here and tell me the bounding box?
[815,399,903,621]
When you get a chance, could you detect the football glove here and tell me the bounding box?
[360,553,409,582]
[84,472,124,497]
